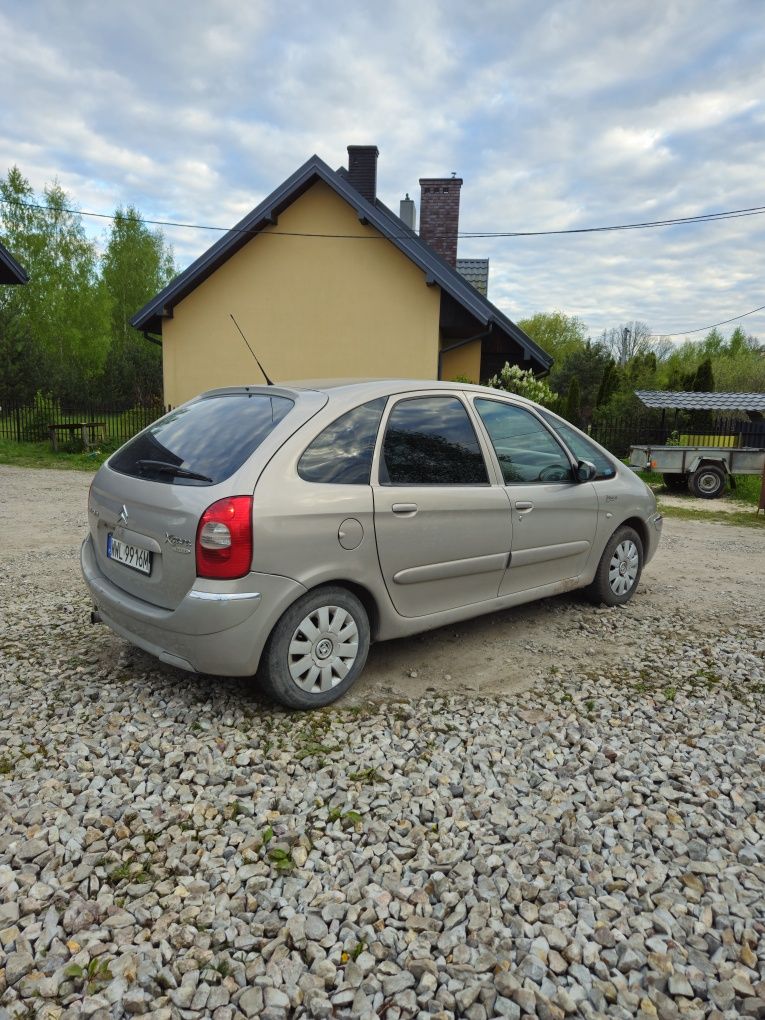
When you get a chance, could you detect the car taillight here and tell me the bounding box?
[196,496,253,579]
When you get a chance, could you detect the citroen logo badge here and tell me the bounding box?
[119,505,129,526]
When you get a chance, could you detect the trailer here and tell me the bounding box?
[629,443,765,498]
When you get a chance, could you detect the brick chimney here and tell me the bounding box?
[347,145,379,203]
[419,176,463,266]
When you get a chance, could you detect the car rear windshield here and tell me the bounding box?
[109,393,294,485]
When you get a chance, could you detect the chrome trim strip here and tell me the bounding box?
[188,591,262,603]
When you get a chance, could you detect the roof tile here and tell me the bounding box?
[636,390,765,411]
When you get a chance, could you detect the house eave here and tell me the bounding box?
[130,154,552,373]
[0,242,29,285]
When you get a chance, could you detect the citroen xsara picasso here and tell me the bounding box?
[81,380,662,708]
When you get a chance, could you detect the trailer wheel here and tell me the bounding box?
[662,473,688,493]
[688,464,726,499]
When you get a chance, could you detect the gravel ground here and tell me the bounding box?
[1,465,764,1020]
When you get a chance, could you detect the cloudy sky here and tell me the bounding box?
[2,0,764,341]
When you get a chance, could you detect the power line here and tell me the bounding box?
[2,196,765,239]
[3,195,763,337]
[652,302,765,337]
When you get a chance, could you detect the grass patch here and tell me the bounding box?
[0,438,107,472]
[656,502,764,528]
[729,474,762,507]
[267,847,294,872]
[635,467,762,508]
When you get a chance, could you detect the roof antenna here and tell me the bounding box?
[230,313,274,386]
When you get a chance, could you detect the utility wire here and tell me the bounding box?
[4,196,764,336]
[2,196,765,239]
[651,302,765,337]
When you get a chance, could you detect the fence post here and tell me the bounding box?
[14,405,21,443]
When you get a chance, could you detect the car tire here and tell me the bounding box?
[662,473,687,492]
[688,464,726,499]
[586,526,643,607]
[259,586,370,709]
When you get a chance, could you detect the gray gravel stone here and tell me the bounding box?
[1,485,764,1020]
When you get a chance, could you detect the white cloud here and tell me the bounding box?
[1,0,764,339]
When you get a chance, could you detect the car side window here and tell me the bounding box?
[474,399,574,484]
[380,396,489,485]
[539,412,617,480]
[298,398,387,484]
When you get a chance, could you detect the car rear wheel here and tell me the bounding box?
[688,464,726,499]
[259,586,370,709]
[587,526,643,606]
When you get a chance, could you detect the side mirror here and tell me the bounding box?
[576,460,597,482]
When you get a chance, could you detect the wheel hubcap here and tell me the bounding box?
[288,605,359,693]
[608,540,639,596]
[698,473,719,493]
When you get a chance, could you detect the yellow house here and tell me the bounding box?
[132,146,551,407]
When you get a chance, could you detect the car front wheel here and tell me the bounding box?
[587,526,643,606]
[259,586,370,709]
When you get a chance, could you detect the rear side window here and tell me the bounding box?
[380,396,489,485]
[110,393,294,485]
[539,412,616,480]
[298,398,387,484]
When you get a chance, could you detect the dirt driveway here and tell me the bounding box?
[1,464,763,703]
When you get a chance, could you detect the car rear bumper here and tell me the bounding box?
[81,535,305,675]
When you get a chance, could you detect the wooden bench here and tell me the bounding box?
[48,421,106,451]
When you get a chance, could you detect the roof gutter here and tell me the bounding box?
[142,331,162,347]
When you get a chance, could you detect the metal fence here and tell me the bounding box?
[0,396,168,446]
[3,395,764,459]
[589,414,765,459]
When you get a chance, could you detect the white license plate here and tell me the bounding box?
[107,533,152,575]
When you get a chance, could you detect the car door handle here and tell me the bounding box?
[391,503,418,516]
[515,501,534,513]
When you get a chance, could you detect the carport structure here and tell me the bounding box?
[635,390,765,446]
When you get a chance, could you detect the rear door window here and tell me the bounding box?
[380,396,489,485]
[109,393,294,485]
[298,398,387,484]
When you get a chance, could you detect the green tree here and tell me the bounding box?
[100,206,175,405]
[517,311,589,363]
[565,376,581,425]
[549,340,611,423]
[595,359,621,408]
[691,357,714,392]
[0,166,110,401]
[0,304,45,405]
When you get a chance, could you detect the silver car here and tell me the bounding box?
[81,380,662,708]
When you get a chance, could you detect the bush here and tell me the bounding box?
[21,391,60,441]
[486,363,558,408]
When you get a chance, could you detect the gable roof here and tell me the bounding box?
[131,155,551,372]
[0,240,28,285]
[636,390,765,412]
[456,258,489,296]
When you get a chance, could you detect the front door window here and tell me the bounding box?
[474,398,573,483]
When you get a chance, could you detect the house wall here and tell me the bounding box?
[162,181,442,406]
[440,340,481,383]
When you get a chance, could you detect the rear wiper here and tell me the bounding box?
[136,459,213,483]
